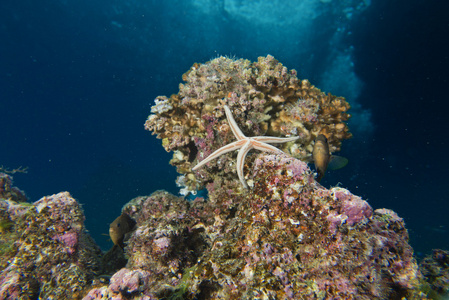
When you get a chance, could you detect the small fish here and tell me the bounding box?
[313,134,348,182]
[109,213,136,249]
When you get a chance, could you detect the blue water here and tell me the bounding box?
[1,0,448,255]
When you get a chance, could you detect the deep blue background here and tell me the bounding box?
[1,0,448,255]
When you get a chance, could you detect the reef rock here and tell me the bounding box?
[0,190,102,299]
[180,154,425,299]
[0,172,27,202]
[85,155,427,299]
[419,249,449,298]
[84,191,212,299]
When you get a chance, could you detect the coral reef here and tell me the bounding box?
[83,268,153,300]
[178,154,425,299]
[84,155,428,299]
[0,172,27,202]
[419,249,449,298]
[83,55,431,299]
[0,190,103,299]
[84,191,213,299]
[2,56,443,299]
[145,55,351,194]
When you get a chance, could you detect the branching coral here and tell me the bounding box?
[145,55,351,193]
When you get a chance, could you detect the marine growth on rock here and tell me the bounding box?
[84,155,427,299]
[145,55,351,194]
[0,187,103,299]
[1,55,439,299]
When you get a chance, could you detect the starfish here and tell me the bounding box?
[192,105,299,188]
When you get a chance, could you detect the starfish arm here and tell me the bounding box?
[236,140,253,188]
[192,140,245,171]
[193,106,299,189]
[224,105,246,140]
[251,140,285,154]
[252,136,299,143]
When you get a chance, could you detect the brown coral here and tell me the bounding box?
[145,55,351,193]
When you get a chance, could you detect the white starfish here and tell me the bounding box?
[192,105,299,188]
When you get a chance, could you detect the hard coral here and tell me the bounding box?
[83,54,430,299]
[83,268,153,300]
[145,55,351,194]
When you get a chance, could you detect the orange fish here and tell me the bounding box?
[109,213,136,249]
[313,134,348,182]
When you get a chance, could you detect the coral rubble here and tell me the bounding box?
[145,55,351,194]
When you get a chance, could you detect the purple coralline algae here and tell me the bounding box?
[0,177,102,300]
[84,268,154,300]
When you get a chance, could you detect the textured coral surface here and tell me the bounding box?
[0,159,435,299]
[84,156,428,299]
[145,55,351,193]
[419,249,449,298]
[0,173,27,202]
[84,191,213,299]
[0,180,102,300]
[179,155,425,299]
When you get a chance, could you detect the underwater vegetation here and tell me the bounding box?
[1,56,447,299]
